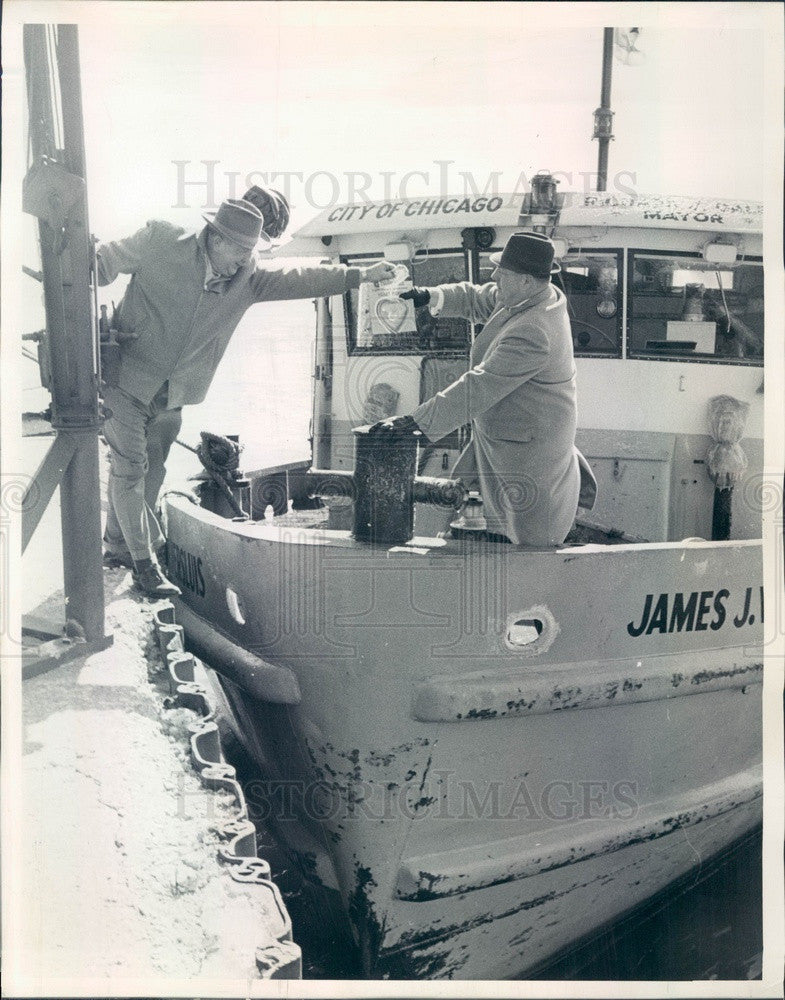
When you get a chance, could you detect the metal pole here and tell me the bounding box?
[594,27,615,192]
[56,26,87,178]
[60,432,106,638]
[53,27,106,643]
[23,24,110,648]
[711,487,733,541]
[312,298,333,469]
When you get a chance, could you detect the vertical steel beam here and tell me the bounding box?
[59,432,105,638]
[23,24,109,647]
[27,26,98,428]
[312,298,334,470]
[56,26,86,179]
[54,25,98,419]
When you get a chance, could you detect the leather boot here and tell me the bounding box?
[132,558,181,597]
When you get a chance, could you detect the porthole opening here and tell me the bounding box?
[225,587,247,626]
[507,618,544,646]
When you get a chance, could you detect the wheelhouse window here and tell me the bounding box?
[477,251,498,283]
[629,252,763,363]
[478,249,622,355]
[556,251,622,356]
[344,251,470,355]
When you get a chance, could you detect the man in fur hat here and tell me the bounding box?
[99,195,395,595]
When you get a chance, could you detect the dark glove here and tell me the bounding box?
[400,287,431,308]
[367,414,423,438]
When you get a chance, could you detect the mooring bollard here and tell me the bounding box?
[353,425,419,543]
[306,426,464,545]
[199,476,251,519]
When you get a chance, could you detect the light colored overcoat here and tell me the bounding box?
[97,221,360,408]
[413,281,582,545]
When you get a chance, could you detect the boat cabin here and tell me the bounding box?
[275,186,764,545]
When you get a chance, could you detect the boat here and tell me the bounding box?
[160,178,764,978]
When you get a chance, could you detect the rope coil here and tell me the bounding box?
[196,431,242,478]
[176,432,247,519]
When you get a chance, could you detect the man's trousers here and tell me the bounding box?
[102,384,182,562]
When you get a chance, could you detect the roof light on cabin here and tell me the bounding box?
[519,171,565,229]
[530,172,560,213]
[702,241,739,265]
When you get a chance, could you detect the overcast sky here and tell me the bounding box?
[4,0,775,240]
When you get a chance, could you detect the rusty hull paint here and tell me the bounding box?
[348,863,387,973]
[395,766,761,900]
[373,804,759,979]
[301,737,434,830]
[375,872,608,978]
[201,657,761,978]
[412,651,762,723]
[377,854,663,978]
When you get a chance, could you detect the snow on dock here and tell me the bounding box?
[11,430,300,990]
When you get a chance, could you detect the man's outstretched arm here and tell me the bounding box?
[402,281,499,324]
[250,259,398,302]
[412,327,550,442]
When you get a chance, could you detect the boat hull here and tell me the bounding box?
[162,496,763,978]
